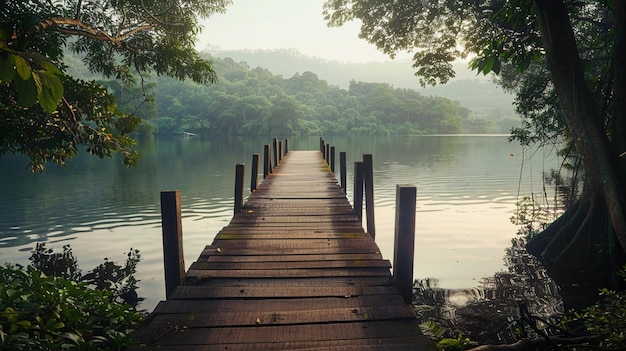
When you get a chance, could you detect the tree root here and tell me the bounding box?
[525,197,626,309]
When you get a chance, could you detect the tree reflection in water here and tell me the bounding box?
[414,238,564,344]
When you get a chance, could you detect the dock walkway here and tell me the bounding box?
[131,150,434,350]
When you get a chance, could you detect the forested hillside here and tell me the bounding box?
[209,48,518,126]
[100,53,512,137]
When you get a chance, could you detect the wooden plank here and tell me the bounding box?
[168,284,398,299]
[198,245,380,256]
[185,267,392,279]
[128,338,433,351]
[139,305,416,330]
[201,253,384,262]
[229,215,363,224]
[183,276,395,288]
[153,295,409,314]
[188,259,391,271]
[213,232,371,240]
[129,343,431,351]
[133,320,423,346]
[208,238,377,247]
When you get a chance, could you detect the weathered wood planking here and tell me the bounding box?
[129,150,435,350]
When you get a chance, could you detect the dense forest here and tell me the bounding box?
[210,48,518,122]
[96,53,515,138]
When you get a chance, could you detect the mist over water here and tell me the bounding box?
[0,135,561,311]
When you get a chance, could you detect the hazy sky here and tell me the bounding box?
[196,0,399,63]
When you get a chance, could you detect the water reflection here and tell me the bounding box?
[415,238,564,344]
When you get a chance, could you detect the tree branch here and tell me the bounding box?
[29,17,157,47]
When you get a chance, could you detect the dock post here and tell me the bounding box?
[234,164,245,214]
[267,144,273,175]
[251,154,259,192]
[353,161,364,220]
[330,146,336,173]
[340,152,347,193]
[278,140,283,163]
[284,139,289,154]
[325,144,330,165]
[273,138,278,168]
[160,190,185,299]
[263,145,270,178]
[393,184,417,305]
[363,154,376,240]
[320,137,324,155]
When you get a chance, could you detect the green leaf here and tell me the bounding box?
[14,76,38,107]
[39,61,63,76]
[483,56,494,74]
[492,56,501,74]
[0,52,16,81]
[38,70,64,113]
[14,55,31,80]
[14,320,32,330]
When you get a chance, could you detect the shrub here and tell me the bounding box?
[0,244,144,350]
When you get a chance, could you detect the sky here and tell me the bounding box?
[196,0,402,63]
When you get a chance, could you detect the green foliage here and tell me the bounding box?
[562,266,626,349]
[0,50,64,113]
[0,0,230,171]
[152,55,475,137]
[420,321,473,351]
[437,335,472,351]
[0,264,143,350]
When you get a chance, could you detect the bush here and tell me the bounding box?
[0,244,144,350]
[0,265,143,350]
[563,266,626,349]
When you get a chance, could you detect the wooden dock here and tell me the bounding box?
[130,150,435,350]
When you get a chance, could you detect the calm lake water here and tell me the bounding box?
[0,135,561,311]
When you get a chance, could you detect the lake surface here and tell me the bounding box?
[0,135,561,311]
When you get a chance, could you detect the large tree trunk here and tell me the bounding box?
[527,0,626,308]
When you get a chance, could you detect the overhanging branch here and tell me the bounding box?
[29,17,157,47]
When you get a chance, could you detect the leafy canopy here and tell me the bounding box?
[0,0,231,171]
[323,0,543,86]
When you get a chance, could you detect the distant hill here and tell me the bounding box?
[207,48,517,121]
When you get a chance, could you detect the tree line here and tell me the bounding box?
[103,54,499,138]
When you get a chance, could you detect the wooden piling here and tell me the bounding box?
[278,140,283,163]
[263,144,270,178]
[284,139,289,154]
[340,151,347,193]
[160,190,185,299]
[234,164,245,214]
[251,154,259,192]
[353,161,364,220]
[325,144,330,165]
[363,154,376,239]
[393,184,417,305]
[330,146,336,173]
[319,137,324,155]
[273,138,278,168]
[267,144,273,175]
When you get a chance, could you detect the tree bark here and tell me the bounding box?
[532,0,626,254]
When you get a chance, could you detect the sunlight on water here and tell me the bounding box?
[0,135,562,311]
